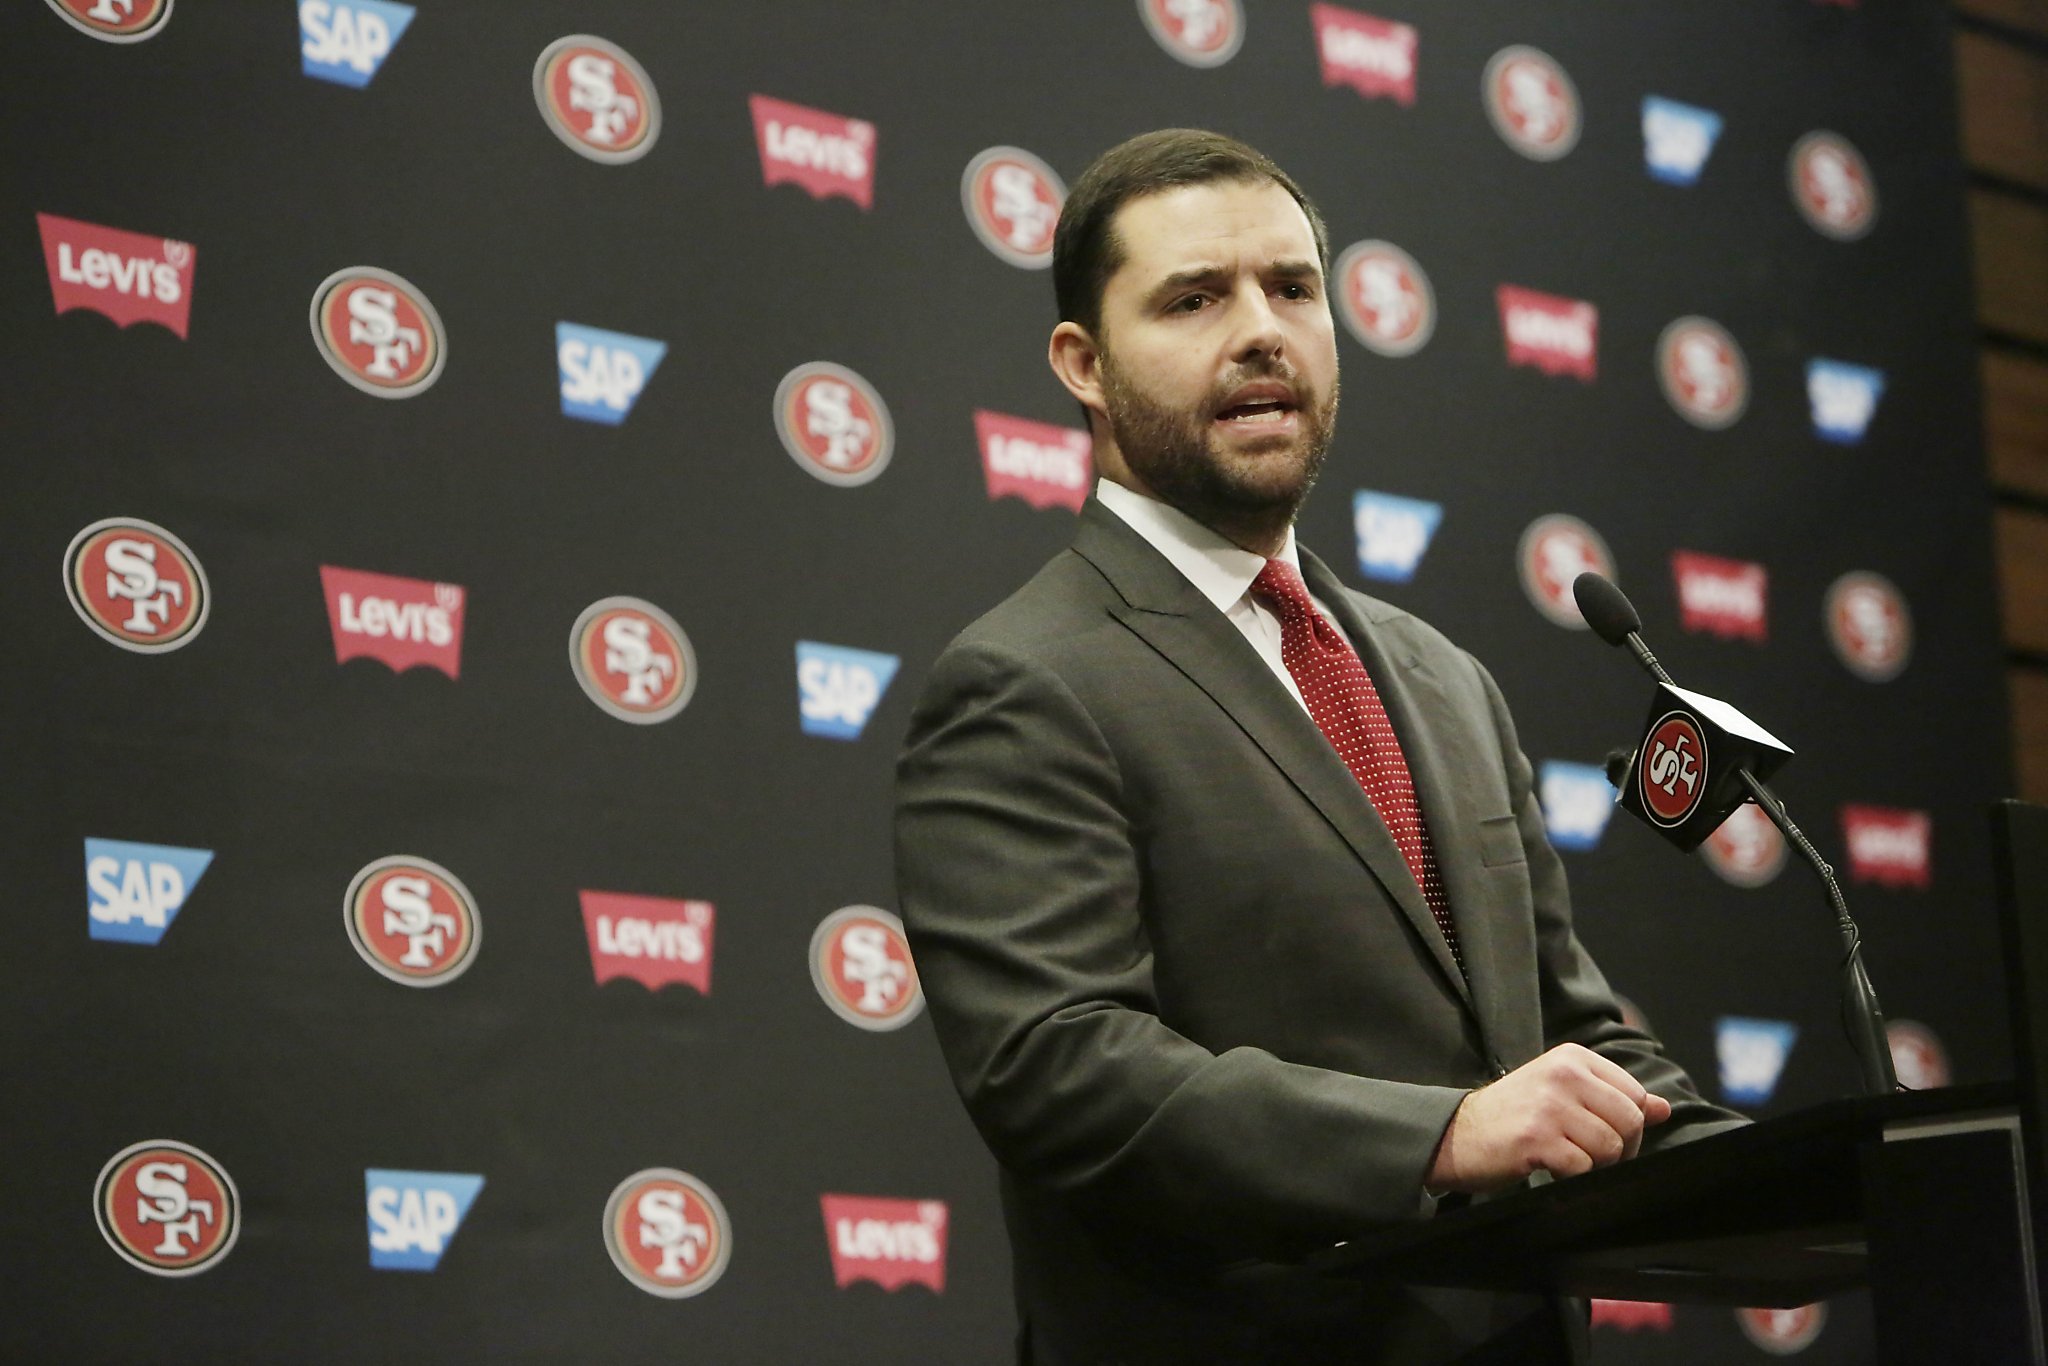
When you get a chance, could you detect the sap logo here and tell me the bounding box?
[1539,762,1614,852]
[300,1,413,87]
[1352,490,1441,583]
[1496,286,1597,381]
[1642,97,1721,186]
[365,1170,483,1271]
[1716,1016,1797,1107]
[822,1195,949,1293]
[86,839,213,945]
[797,641,900,740]
[1807,359,1884,443]
[558,323,667,425]
[750,95,876,210]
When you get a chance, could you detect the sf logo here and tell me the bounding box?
[348,286,423,380]
[1648,733,1698,798]
[134,1160,215,1258]
[638,1186,711,1280]
[102,537,184,635]
[806,380,874,470]
[989,164,1055,251]
[381,874,456,968]
[604,615,676,706]
[567,54,636,145]
[840,922,909,1013]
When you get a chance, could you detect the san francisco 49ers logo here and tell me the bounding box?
[1700,801,1788,888]
[95,1139,239,1276]
[1517,513,1615,629]
[810,905,922,1031]
[44,0,172,42]
[1656,316,1748,430]
[962,147,1065,270]
[533,35,659,163]
[1483,46,1580,161]
[64,517,209,653]
[1334,240,1435,358]
[1639,712,1708,827]
[570,596,696,723]
[1737,1303,1826,1355]
[310,267,445,398]
[775,362,894,487]
[344,855,481,987]
[1789,131,1876,241]
[603,1168,732,1298]
[1137,0,1243,67]
[1824,570,1911,682]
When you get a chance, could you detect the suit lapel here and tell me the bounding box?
[1300,549,1498,1033]
[1072,501,1477,1015]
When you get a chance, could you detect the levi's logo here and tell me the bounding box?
[976,410,1090,512]
[750,95,875,209]
[39,213,195,338]
[321,566,465,678]
[581,891,714,994]
[1671,551,1766,642]
[1496,285,1596,380]
[821,1195,948,1293]
[1840,805,1931,889]
[1311,5,1415,105]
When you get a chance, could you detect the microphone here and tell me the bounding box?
[1570,572,1896,1096]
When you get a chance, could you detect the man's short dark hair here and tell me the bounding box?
[1052,129,1330,337]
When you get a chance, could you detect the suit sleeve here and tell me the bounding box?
[895,637,1469,1253]
[1470,654,1748,1149]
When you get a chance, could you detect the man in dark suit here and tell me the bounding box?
[894,130,1740,1364]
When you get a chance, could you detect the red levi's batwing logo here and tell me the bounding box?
[320,566,465,678]
[1311,5,1416,105]
[821,1195,948,1293]
[1590,1300,1674,1333]
[1496,285,1597,381]
[1671,551,1767,642]
[976,410,1090,512]
[581,891,714,994]
[1840,805,1931,889]
[39,214,195,338]
[750,95,875,210]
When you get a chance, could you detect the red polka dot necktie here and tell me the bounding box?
[1249,559,1464,975]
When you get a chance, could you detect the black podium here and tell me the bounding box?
[1314,800,2048,1364]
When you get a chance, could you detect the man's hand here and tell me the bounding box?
[1427,1043,1673,1194]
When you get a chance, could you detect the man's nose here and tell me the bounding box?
[1228,285,1286,362]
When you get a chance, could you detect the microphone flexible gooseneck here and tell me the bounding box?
[1570,572,1898,1096]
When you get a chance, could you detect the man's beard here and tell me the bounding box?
[1099,350,1338,548]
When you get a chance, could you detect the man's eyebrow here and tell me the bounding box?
[1145,259,1325,304]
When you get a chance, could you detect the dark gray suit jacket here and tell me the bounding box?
[894,498,1740,1364]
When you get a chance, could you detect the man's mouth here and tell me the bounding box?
[1214,383,1302,430]
[1215,399,1295,425]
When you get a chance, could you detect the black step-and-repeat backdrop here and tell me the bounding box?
[0,1,2011,1361]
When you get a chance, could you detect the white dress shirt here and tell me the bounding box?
[1094,478,1348,718]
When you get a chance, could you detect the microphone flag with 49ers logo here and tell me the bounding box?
[1616,683,1793,852]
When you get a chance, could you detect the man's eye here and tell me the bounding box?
[1277,282,1314,300]
[1171,295,1209,313]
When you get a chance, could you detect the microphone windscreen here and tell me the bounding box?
[1603,747,1634,789]
[1573,572,1641,646]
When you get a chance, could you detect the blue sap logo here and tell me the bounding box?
[366,1170,484,1271]
[1352,491,1442,583]
[1716,1017,1798,1107]
[1539,761,1615,852]
[300,0,415,88]
[797,641,900,740]
[86,839,214,945]
[558,323,668,425]
[1807,359,1885,444]
[1641,97,1722,186]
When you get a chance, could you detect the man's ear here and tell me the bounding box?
[1048,321,1108,422]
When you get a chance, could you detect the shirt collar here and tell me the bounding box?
[1094,477,1301,613]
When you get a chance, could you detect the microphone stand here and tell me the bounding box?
[1733,769,1898,1097]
